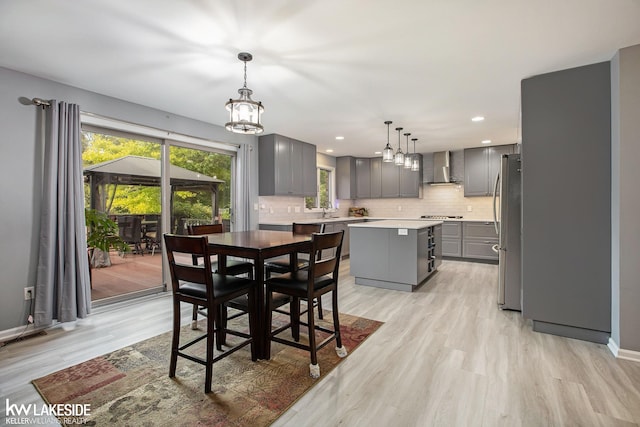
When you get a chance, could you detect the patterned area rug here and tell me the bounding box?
[32,312,382,426]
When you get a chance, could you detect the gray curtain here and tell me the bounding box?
[235,144,253,231]
[34,101,91,327]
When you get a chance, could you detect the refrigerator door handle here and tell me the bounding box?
[492,170,500,235]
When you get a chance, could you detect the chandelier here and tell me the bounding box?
[382,121,394,162]
[411,138,420,171]
[225,52,264,134]
[394,127,404,166]
[404,132,412,169]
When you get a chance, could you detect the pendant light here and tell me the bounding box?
[382,121,394,162]
[411,138,420,171]
[394,127,404,166]
[225,52,264,134]
[404,132,412,168]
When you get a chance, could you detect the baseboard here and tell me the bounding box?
[608,338,640,363]
[0,324,46,346]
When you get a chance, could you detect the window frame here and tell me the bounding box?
[305,165,336,212]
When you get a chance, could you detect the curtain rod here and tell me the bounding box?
[32,98,51,107]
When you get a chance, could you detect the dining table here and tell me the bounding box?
[205,229,313,359]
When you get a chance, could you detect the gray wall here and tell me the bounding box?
[611,45,640,352]
[0,67,259,333]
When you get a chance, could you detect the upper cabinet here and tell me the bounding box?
[463,145,515,196]
[337,155,422,199]
[336,156,357,199]
[258,134,317,197]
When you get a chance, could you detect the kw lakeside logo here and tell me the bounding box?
[5,399,91,425]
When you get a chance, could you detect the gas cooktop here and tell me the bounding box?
[420,215,464,220]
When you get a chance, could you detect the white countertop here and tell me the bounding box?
[259,217,493,226]
[348,219,443,229]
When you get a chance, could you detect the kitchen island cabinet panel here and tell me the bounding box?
[349,220,441,291]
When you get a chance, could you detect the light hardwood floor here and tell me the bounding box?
[1,260,639,426]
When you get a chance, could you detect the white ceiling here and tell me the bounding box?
[1,1,640,157]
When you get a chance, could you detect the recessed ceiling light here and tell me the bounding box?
[472,116,485,122]
[481,140,492,144]
[335,136,344,140]
[374,151,382,155]
[326,149,334,153]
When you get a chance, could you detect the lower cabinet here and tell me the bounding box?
[461,221,498,261]
[440,220,498,261]
[441,221,462,257]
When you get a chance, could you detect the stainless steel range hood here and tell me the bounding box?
[428,151,457,185]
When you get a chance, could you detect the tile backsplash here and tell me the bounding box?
[258,184,495,222]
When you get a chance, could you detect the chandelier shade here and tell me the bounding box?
[404,132,412,168]
[394,127,404,166]
[225,52,264,134]
[382,121,394,162]
[411,138,420,171]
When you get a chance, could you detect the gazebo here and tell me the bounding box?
[83,155,225,233]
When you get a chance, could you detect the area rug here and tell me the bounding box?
[32,312,383,426]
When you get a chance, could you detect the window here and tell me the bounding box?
[305,166,335,210]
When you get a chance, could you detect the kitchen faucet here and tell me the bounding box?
[322,202,332,218]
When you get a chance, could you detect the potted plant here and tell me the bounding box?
[85,208,130,268]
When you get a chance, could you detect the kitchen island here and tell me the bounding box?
[349,220,442,291]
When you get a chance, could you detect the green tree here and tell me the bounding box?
[81,131,232,221]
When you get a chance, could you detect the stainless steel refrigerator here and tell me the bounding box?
[492,154,521,311]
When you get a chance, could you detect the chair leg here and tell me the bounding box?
[169,298,180,378]
[333,290,348,358]
[217,306,227,351]
[265,288,274,360]
[316,296,323,319]
[248,288,258,362]
[290,297,300,342]
[205,304,216,393]
[191,305,199,330]
[307,300,320,379]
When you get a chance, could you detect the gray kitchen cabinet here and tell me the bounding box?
[399,154,422,197]
[355,158,371,198]
[370,158,382,198]
[302,142,317,196]
[258,134,317,196]
[441,221,462,257]
[381,160,400,197]
[338,155,422,199]
[322,220,359,258]
[464,145,514,196]
[521,61,611,343]
[336,156,357,199]
[258,223,292,231]
[462,221,498,260]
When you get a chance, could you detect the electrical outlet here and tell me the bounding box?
[24,286,34,300]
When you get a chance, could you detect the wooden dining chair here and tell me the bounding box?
[164,234,258,393]
[264,223,325,278]
[187,223,254,331]
[265,230,347,379]
[264,223,325,327]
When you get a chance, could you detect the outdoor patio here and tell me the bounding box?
[90,251,164,301]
